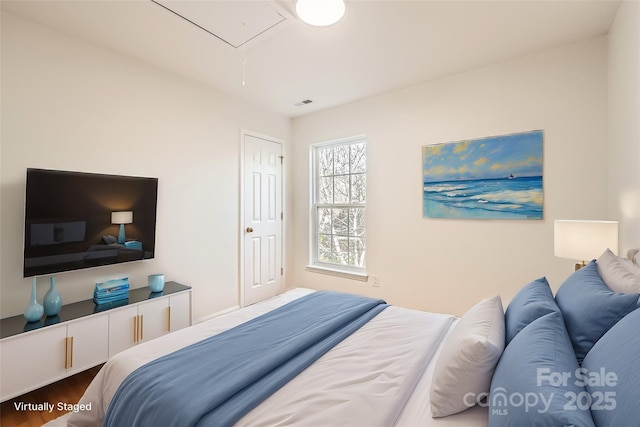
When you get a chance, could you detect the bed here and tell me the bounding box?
[56,288,488,427]
[50,248,639,426]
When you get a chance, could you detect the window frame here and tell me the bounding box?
[307,135,368,281]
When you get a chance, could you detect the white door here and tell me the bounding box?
[0,325,67,401]
[137,298,170,344]
[169,292,192,332]
[108,306,139,357]
[66,314,109,375]
[243,133,283,306]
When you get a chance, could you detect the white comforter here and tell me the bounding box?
[64,288,487,427]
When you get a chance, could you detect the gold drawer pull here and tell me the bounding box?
[69,336,74,368]
[133,316,138,343]
[64,337,68,369]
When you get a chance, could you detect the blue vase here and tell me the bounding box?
[43,276,62,317]
[24,277,44,322]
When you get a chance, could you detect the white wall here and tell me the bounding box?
[608,0,640,253]
[0,13,290,320]
[291,37,609,316]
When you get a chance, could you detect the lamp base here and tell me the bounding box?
[117,224,126,244]
[574,260,587,271]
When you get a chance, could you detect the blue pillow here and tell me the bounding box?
[555,260,639,362]
[489,312,595,426]
[504,277,560,344]
[582,307,640,426]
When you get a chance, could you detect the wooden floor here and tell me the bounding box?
[0,365,102,427]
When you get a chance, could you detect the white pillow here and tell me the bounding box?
[430,295,505,418]
[597,248,640,293]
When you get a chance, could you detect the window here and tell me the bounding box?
[309,136,366,278]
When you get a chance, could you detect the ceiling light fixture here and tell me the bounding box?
[296,0,346,27]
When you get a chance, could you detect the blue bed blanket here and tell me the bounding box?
[104,291,388,427]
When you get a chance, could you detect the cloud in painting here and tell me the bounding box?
[422,130,543,183]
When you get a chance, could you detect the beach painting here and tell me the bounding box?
[422,130,543,219]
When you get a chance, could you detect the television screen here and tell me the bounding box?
[23,168,158,277]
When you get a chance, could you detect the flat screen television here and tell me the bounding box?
[23,168,158,277]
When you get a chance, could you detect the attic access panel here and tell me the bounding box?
[152,0,291,49]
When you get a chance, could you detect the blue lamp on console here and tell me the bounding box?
[111,211,133,244]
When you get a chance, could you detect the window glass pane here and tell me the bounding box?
[319,177,333,204]
[332,208,349,236]
[349,237,365,267]
[335,237,350,265]
[349,208,365,237]
[318,147,333,177]
[334,175,349,203]
[350,143,366,173]
[334,145,350,175]
[351,173,366,203]
[318,208,332,234]
[318,234,332,263]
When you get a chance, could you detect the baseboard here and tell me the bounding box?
[195,305,240,324]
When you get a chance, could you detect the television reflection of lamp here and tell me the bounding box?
[111,211,133,244]
[554,220,618,271]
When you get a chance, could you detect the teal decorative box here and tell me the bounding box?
[124,241,142,250]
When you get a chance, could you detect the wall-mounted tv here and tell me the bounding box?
[23,168,158,277]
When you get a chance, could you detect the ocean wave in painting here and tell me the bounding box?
[423,176,543,219]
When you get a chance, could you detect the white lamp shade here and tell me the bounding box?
[111,211,133,225]
[296,0,346,26]
[554,220,618,261]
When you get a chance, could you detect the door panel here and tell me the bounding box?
[67,314,109,375]
[0,325,67,401]
[268,235,277,282]
[252,236,261,287]
[108,306,138,357]
[138,298,170,344]
[169,292,192,332]
[267,173,277,221]
[252,173,261,221]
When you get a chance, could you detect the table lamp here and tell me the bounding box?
[111,211,133,244]
[554,220,618,270]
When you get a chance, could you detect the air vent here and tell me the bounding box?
[294,99,314,107]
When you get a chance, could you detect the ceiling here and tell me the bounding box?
[1,0,622,118]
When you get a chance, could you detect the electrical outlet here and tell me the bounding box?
[371,275,380,288]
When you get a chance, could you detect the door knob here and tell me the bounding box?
[246,227,254,233]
